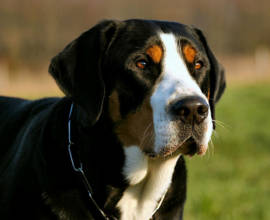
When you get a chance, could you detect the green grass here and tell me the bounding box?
[184,83,270,220]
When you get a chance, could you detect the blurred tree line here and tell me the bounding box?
[0,0,269,73]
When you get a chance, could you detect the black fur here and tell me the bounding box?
[192,27,226,127]
[0,19,225,219]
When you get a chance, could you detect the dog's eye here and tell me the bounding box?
[195,61,203,70]
[136,60,148,69]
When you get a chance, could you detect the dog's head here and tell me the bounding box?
[49,19,225,158]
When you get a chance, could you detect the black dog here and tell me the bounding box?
[0,19,225,220]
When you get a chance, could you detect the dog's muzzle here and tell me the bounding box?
[153,95,211,158]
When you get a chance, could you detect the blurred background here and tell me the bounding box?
[0,0,269,219]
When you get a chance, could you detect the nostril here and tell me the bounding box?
[197,105,208,116]
[179,107,191,123]
[179,107,190,118]
[195,104,209,123]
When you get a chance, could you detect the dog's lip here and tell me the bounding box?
[147,137,207,158]
[196,144,207,155]
[180,139,197,156]
[178,137,208,157]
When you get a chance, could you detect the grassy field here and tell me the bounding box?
[184,83,270,220]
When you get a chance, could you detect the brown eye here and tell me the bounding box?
[136,60,147,69]
[195,61,203,70]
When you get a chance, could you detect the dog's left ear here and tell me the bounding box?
[193,27,226,127]
[49,20,122,125]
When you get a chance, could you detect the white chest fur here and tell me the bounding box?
[117,146,180,220]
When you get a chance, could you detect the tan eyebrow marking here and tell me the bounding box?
[183,44,197,63]
[146,45,163,64]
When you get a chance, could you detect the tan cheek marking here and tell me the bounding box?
[207,88,210,100]
[146,45,163,64]
[115,97,154,152]
[183,44,197,63]
[109,90,121,122]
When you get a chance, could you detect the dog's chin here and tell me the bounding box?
[146,137,208,159]
[177,137,208,157]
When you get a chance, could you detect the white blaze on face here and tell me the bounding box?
[150,33,213,154]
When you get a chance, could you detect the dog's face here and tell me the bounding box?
[49,19,225,158]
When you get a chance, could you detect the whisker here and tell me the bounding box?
[143,123,153,137]
[212,129,219,139]
[209,139,215,156]
[204,138,214,160]
[212,119,231,130]
[140,122,154,147]
[142,131,155,150]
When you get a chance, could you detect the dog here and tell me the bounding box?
[0,19,225,220]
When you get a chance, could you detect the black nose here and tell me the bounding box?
[171,96,209,124]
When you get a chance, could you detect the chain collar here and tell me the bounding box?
[67,103,111,220]
[67,103,165,220]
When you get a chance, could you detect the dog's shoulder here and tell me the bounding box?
[0,96,73,218]
[0,96,62,153]
[0,97,52,145]
[0,96,60,121]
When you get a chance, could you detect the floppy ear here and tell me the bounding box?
[49,20,121,125]
[193,28,226,127]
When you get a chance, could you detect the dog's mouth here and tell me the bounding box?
[177,137,207,156]
[146,137,207,158]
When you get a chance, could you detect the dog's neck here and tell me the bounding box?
[70,107,180,219]
[117,146,180,220]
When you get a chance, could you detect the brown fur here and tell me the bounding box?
[183,44,196,63]
[109,91,121,122]
[207,88,210,100]
[110,94,155,152]
[146,45,163,64]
